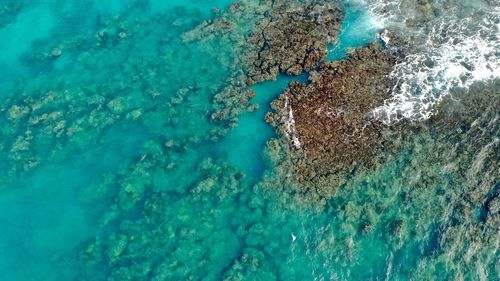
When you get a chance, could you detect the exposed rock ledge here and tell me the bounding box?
[266,44,401,198]
[244,0,344,84]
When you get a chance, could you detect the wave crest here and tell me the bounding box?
[355,0,500,123]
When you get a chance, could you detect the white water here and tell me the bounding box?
[353,0,500,123]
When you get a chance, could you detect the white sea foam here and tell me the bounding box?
[283,96,302,148]
[351,0,500,123]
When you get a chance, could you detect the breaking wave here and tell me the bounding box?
[353,0,500,123]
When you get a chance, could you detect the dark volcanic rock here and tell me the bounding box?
[245,0,344,84]
[266,44,401,197]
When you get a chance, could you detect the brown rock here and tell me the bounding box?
[244,0,344,84]
[268,44,401,197]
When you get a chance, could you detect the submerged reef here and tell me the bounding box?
[78,147,251,280]
[0,1,23,28]
[265,44,401,199]
[413,79,500,280]
[0,0,498,280]
[256,76,499,279]
[0,6,245,184]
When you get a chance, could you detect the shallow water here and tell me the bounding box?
[0,0,498,280]
[218,73,308,179]
[327,2,382,61]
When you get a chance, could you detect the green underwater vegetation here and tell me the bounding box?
[0,0,498,280]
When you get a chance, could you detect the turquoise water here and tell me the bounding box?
[220,2,380,179]
[327,2,381,61]
[0,1,498,280]
[218,73,307,179]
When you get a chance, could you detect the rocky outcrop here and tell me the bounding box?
[265,44,401,198]
[244,0,344,84]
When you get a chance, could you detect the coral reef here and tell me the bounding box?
[0,1,22,28]
[265,44,401,198]
[254,79,499,279]
[1,1,497,280]
[0,6,243,184]
[244,0,344,83]
[182,0,346,130]
[77,147,250,280]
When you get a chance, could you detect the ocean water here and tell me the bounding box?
[0,0,498,281]
[217,73,307,180]
[327,2,382,61]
